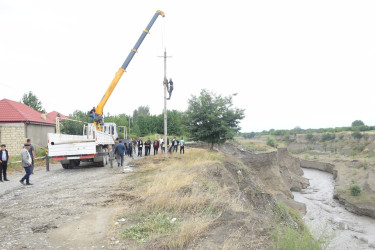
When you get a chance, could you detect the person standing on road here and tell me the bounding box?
[114,142,126,167]
[0,144,10,182]
[180,137,185,154]
[173,137,179,152]
[20,143,33,185]
[132,138,137,156]
[128,141,133,159]
[138,137,143,157]
[145,138,152,156]
[153,139,159,155]
[169,137,175,153]
[27,139,35,174]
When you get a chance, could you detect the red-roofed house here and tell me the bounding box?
[0,99,56,155]
[47,111,69,122]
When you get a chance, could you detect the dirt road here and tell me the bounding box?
[0,159,133,249]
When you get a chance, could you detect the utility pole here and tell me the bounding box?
[159,49,171,158]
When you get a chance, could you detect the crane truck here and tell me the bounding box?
[47,10,165,169]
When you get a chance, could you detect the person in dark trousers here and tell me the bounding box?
[124,142,129,156]
[167,78,174,100]
[128,142,133,159]
[169,137,175,153]
[114,142,126,167]
[27,139,35,174]
[20,143,33,185]
[173,137,179,152]
[144,138,151,156]
[153,139,159,155]
[0,144,10,182]
[132,138,137,156]
[138,137,143,157]
[180,137,185,154]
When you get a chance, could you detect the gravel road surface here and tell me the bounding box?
[0,158,133,249]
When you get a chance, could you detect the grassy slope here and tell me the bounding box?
[115,148,322,249]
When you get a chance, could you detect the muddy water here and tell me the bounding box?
[293,168,375,249]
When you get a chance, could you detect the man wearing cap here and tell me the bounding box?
[0,144,10,182]
[20,143,33,185]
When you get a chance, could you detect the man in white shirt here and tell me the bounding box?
[20,143,33,185]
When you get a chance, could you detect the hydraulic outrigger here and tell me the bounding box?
[89,10,165,131]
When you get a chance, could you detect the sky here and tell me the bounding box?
[0,0,374,132]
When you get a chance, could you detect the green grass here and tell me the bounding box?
[122,211,177,242]
[235,138,276,153]
[272,202,322,250]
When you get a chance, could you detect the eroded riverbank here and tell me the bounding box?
[293,168,375,249]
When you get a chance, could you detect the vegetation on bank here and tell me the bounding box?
[272,201,323,250]
[241,120,375,139]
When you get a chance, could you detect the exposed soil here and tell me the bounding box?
[0,159,133,249]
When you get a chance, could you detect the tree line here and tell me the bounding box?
[240,120,374,139]
[22,90,245,148]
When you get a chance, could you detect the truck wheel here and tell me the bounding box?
[62,164,70,169]
[71,160,80,167]
[97,156,105,167]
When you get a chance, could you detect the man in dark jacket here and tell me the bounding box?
[153,139,159,155]
[27,139,35,174]
[138,138,143,157]
[144,138,151,156]
[0,144,10,182]
[114,143,126,167]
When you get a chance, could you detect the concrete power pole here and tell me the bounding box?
[159,49,171,158]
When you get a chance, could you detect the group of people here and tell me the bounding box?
[114,136,185,167]
[0,139,35,185]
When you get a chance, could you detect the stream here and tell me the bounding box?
[293,168,375,249]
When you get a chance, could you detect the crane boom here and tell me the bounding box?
[91,10,165,130]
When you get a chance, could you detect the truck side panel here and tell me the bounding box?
[48,133,96,157]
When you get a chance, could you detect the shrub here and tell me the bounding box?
[306,133,315,142]
[350,185,361,196]
[351,130,362,140]
[321,133,335,142]
[362,161,368,170]
[267,136,278,148]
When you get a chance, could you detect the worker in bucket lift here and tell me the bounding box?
[167,78,173,100]
[89,107,97,120]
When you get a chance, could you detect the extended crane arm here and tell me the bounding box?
[91,10,165,129]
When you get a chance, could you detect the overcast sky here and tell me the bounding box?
[1,0,374,132]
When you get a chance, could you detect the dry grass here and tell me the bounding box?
[235,138,277,153]
[120,149,231,248]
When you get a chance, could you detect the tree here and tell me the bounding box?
[185,89,245,149]
[352,120,365,127]
[61,110,90,135]
[22,91,43,112]
[133,106,150,123]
